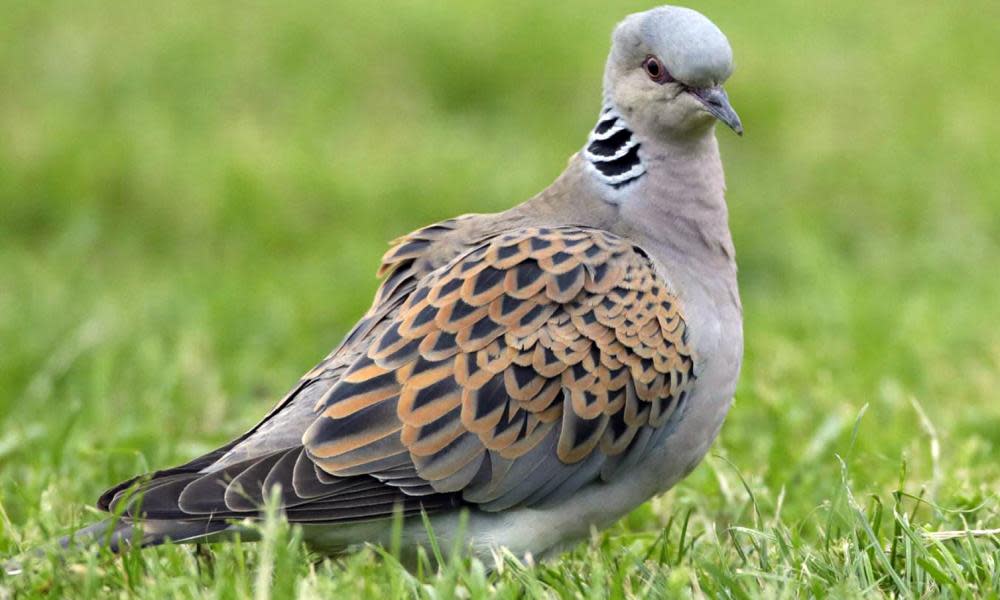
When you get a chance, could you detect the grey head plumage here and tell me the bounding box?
[634,6,733,87]
[600,5,742,140]
[583,5,742,192]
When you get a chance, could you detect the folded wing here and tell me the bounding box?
[98,224,695,525]
[304,225,695,511]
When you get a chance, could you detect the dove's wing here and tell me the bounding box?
[97,224,696,523]
[304,225,696,511]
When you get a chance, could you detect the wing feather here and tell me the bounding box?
[95,223,695,528]
[304,225,695,510]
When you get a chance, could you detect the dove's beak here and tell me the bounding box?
[690,86,743,136]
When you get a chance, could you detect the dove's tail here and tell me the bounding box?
[59,517,234,552]
[4,518,236,576]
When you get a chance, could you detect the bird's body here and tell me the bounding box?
[34,5,744,566]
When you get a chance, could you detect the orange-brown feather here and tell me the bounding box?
[306,225,696,506]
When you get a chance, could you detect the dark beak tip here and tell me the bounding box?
[690,86,743,137]
[719,116,743,136]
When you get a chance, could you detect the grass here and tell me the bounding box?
[1,0,999,597]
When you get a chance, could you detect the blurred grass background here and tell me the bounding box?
[1,0,999,596]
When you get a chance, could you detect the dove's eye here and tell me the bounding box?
[642,55,673,84]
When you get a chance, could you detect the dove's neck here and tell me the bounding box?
[580,105,647,190]
[622,131,735,265]
[514,100,735,273]
[529,127,732,262]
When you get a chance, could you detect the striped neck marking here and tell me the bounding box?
[584,106,646,190]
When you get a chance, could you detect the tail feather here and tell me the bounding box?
[59,518,234,552]
[4,518,236,576]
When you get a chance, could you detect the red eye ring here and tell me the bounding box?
[642,55,673,84]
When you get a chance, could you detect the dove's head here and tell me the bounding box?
[605,6,742,139]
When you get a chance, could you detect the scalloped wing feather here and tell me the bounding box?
[304,225,695,510]
[96,223,696,525]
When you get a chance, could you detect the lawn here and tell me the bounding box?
[2,0,999,597]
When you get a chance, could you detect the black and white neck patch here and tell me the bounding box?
[583,106,646,190]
